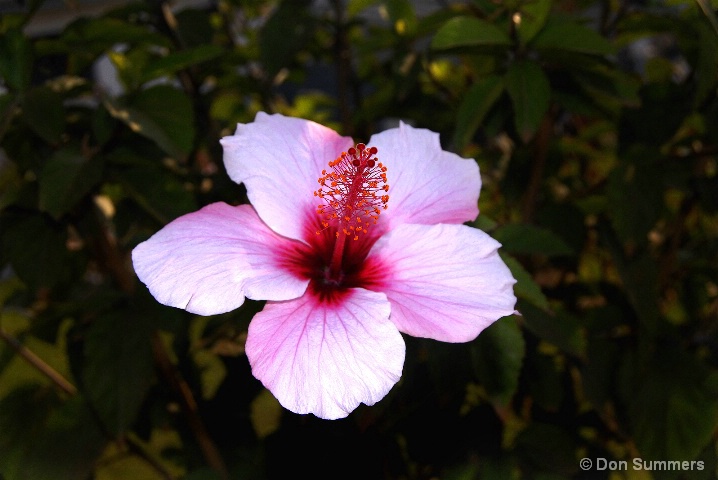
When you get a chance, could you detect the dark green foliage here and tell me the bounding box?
[1,0,717,479]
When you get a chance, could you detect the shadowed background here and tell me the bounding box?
[1,0,717,479]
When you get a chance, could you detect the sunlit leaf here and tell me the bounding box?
[385,0,417,36]
[250,389,283,439]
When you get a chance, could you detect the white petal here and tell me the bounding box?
[132,203,309,316]
[367,223,517,342]
[221,113,353,242]
[368,123,481,228]
[246,288,405,419]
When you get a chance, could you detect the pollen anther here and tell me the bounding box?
[314,143,389,239]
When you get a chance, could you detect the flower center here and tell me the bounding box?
[314,143,389,282]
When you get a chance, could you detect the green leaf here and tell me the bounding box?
[83,311,155,436]
[493,223,573,257]
[0,276,24,308]
[59,17,169,54]
[347,0,382,17]
[0,159,22,210]
[0,212,70,290]
[259,0,314,76]
[517,0,552,45]
[184,469,223,480]
[570,66,641,115]
[471,316,525,405]
[606,154,663,245]
[118,165,197,224]
[250,389,283,439]
[0,28,32,91]
[0,386,59,478]
[505,60,551,142]
[694,23,718,108]
[107,48,150,91]
[514,423,577,475]
[139,44,224,84]
[431,16,512,50]
[501,253,549,310]
[611,249,661,334]
[519,301,586,358]
[175,9,215,48]
[621,348,718,461]
[39,148,102,219]
[21,396,107,480]
[105,85,194,158]
[0,332,72,399]
[21,86,65,143]
[453,75,504,148]
[531,17,614,56]
[385,0,418,36]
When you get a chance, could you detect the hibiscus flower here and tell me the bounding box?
[132,113,517,419]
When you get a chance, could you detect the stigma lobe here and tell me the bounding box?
[314,143,389,240]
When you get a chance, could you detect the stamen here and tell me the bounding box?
[314,144,389,240]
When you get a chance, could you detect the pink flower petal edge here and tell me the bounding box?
[245,288,405,419]
[367,122,481,229]
[132,203,309,316]
[365,222,517,343]
[220,112,354,242]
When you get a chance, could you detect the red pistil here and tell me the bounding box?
[314,143,389,278]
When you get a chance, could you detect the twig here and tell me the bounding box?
[151,332,230,480]
[695,0,718,36]
[0,327,77,396]
[125,434,177,480]
[521,112,553,223]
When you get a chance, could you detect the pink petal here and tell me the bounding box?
[132,203,309,316]
[221,113,354,242]
[368,123,481,228]
[365,223,517,342]
[246,288,405,419]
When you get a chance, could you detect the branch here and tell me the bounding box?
[0,327,77,396]
[151,332,230,480]
[521,112,553,223]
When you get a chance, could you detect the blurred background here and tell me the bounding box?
[1,0,717,478]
